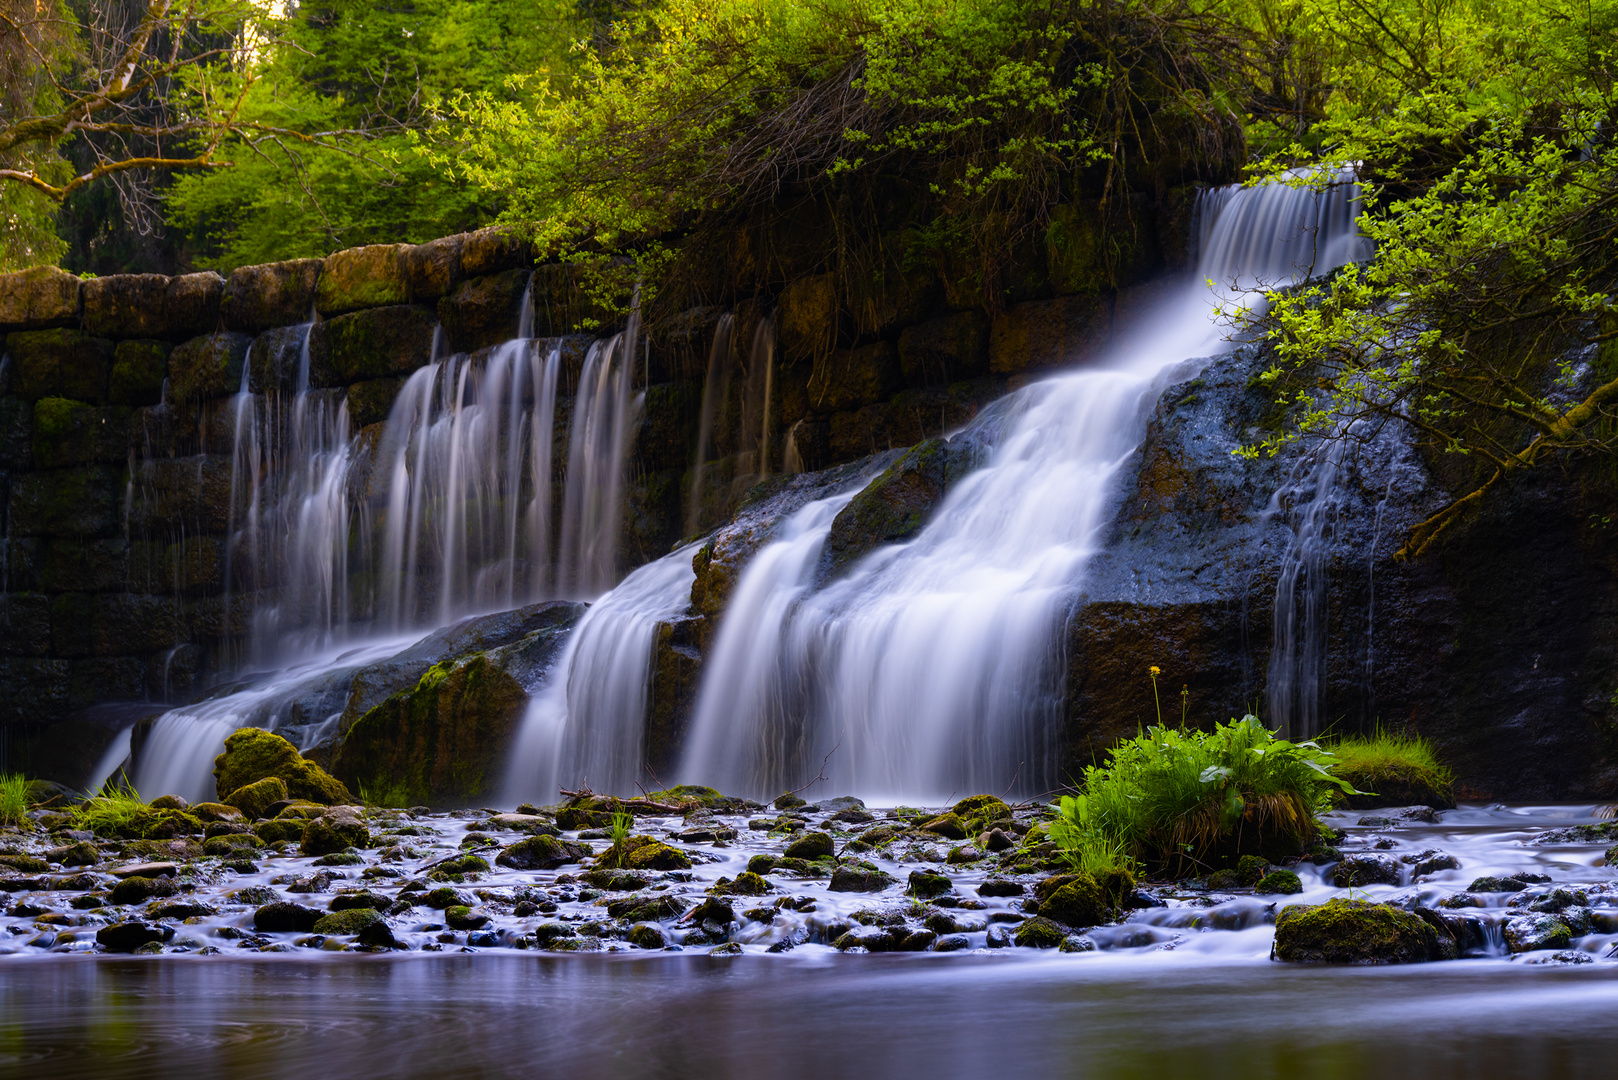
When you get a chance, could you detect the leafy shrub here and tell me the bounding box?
[1053,716,1354,876]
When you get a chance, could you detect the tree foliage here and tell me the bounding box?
[1229,0,1618,555]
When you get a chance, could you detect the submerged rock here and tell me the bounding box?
[96,921,175,953]
[1272,899,1448,964]
[1502,913,1574,953]
[1330,854,1402,888]
[299,806,370,856]
[496,835,589,870]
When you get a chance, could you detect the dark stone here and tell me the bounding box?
[345,378,403,428]
[164,273,226,339]
[989,293,1114,375]
[109,874,179,905]
[438,269,530,353]
[6,328,114,402]
[247,324,323,393]
[167,333,253,402]
[907,870,953,899]
[460,227,532,278]
[91,594,185,655]
[828,862,894,892]
[253,901,324,933]
[308,305,436,385]
[96,920,175,952]
[807,341,900,413]
[496,835,590,870]
[81,275,170,339]
[31,398,130,468]
[315,245,412,317]
[8,466,119,538]
[1331,855,1403,888]
[819,436,979,582]
[1013,916,1069,949]
[783,832,834,860]
[299,807,370,856]
[222,260,322,332]
[408,236,465,301]
[898,310,990,386]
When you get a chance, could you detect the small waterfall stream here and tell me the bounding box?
[676,174,1372,802]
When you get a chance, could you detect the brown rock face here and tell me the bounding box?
[167,333,253,402]
[438,269,530,353]
[6,329,114,402]
[308,305,437,385]
[898,311,990,387]
[408,236,465,301]
[807,341,900,413]
[989,293,1115,375]
[315,245,412,317]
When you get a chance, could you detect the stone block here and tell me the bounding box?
[0,593,51,656]
[344,378,403,429]
[898,310,989,387]
[126,455,234,534]
[807,341,899,413]
[635,383,699,472]
[0,266,82,330]
[41,538,129,593]
[164,273,226,339]
[82,275,169,338]
[438,269,529,353]
[8,466,119,538]
[460,227,531,278]
[408,236,465,301]
[109,340,170,407]
[31,398,131,468]
[167,333,253,402]
[309,305,436,384]
[93,594,186,655]
[222,259,322,332]
[247,324,327,393]
[70,656,147,707]
[0,657,71,723]
[50,592,94,657]
[0,396,33,469]
[827,403,890,463]
[0,538,41,591]
[168,536,224,595]
[989,293,1114,375]
[315,245,412,317]
[6,328,114,402]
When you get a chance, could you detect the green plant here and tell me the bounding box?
[1327,729,1455,806]
[70,777,148,836]
[0,774,31,828]
[1054,715,1356,876]
[608,811,634,848]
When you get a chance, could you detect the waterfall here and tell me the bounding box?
[556,330,641,597]
[685,314,735,536]
[503,543,701,804]
[676,173,1371,802]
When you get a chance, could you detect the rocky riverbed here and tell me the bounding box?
[3,788,1617,963]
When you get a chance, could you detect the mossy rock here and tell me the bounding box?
[746,855,780,875]
[1014,916,1070,949]
[951,794,1013,828]
[1331,855,1401,889]
[1335,768,1456,811]
[594,836,692,872]
[299,808,369,856]
[254,902,323,933]
[581,868,651,891]
[445,905,490,930]
[1040,876,1109,928]
[188,802,242,823]
[1236,855,1269,886]
[434,854,489,876]
[1254,869,1302,895]
[627,923,667,949]
[202,834,262,858]
[328,890,392,912]
[223,777,289,820]
[645,785,730,809]
[907,870,953,899]
[919,813,968,840]
[253,818,304,845]
[496,834,589,870]
[0,854,49,873]
[109,875,179,906]
[214,728,352,806]
[710,872,771,897]
[828,862,894,893]
[1467,876,1530,893]
[783,831,834,860]
[608,895,689,922]
[1502,913,1574,953]
[1272,899,1447,964]
[113,808,204,841]
[312,908,384,936]
[689,896,735,930]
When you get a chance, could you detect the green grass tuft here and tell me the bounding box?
[1327,730,1455,808]
[70,777,147,836]
[0,774,31,827]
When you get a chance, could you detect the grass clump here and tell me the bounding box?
[1053,716,1355,877]
[1328,731,1455,810]
[0,774,32,828]
[71,778,148,836]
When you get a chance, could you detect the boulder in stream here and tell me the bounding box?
[214,728,352,806]
[1272,899,1450,964]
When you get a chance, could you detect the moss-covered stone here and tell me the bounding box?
[222,259,323,332]
[202,834,262,857]
[496,834,589,870]
[818,438,977,582]
[627,922,667,949]
[1014,916,1070,949]
[1502,913,1574,953]
[109,875,180,905]
[907,870,953,899]
[1272,899,1447,964]
[0,266,82,329]
[328,890,392,912]
[168,333,253,402]
[299,806,369,856]
[315,244,412,317]
[783,831,834,860]
[1040,875,1109,928]
[710,871,771,897]
[6,465,119,539]
[828,861,894,892]
[444,904,490,930]
[1236,855,1269,886]
[1254,869,1303,894]
[213,728,352,805]
[594,836,693,872]
[7,328,114,402]
[109,340,169,406]
[331,654,526,809]
[438,269,530,353]
[311,907,384,936]
[919,812,969,840]
[223,777,289,820]
[254,901,323,933]
[344,377,403,428]
[308,305,436,384]
[253,818,305,844]
[1331,854,1402,888]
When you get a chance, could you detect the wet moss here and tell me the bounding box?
[1254,869,1302,894]
[1272,898,1445,964]
[214,729,352,806]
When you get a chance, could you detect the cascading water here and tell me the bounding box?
[677,173,1372,802]
[503,543,701,803]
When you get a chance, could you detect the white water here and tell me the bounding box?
[503,543,701,804]
[677,175,1372,802]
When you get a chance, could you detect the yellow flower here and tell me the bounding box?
[1149,666,1161,677]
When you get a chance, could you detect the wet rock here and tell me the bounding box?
[214,728,353,805]
[108,875,180,906]
[688,896,735,932]
[1522,949,1594,965]
[1059,935,1097,953]
[945,845,982,865]
[168,333,252,402]
[253,819,305,845]
[7,328,114,402]
[444,905,490,931]
[1272,899,1448,964]
[818,438,979,583]
[989,292,1113,375]
[1402,850,1461,876]
[981,829,1016,853]
[1331,854,1402,888]
[1013,916,1068,949]
[978,878,1024,898]
[309,305,436,384]
[203,835,263,858]
[919,813,969,841]
[0,854,49,873]
[627,922,668,949]
[1467,876,1530,893]
[773,794,807,810]
[222,260,322,332]
[438,269,530,353]
[710,872,772,897]
[828,862,894,893]
[1502,913,1574,953]
[783,832,834,860]
[254,902,324,933]
[358,920,402,949]
[7,464,119,539]
[496,835,589,870]
[45,842,99,867]
[1254,870,1303,895]
[710,941,743,956]
[150,901,217,920]
[1039,876,1108,928]
[96,920,175,953]
[328,890,393,913]
[935,934,971,952]
[223,777,289,820]
[595,836,693,872]
[609,895,690,922]
[897,310,989,386]
[985,924,1014,948]
[300,806,370,856]
[108,339,169,406]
